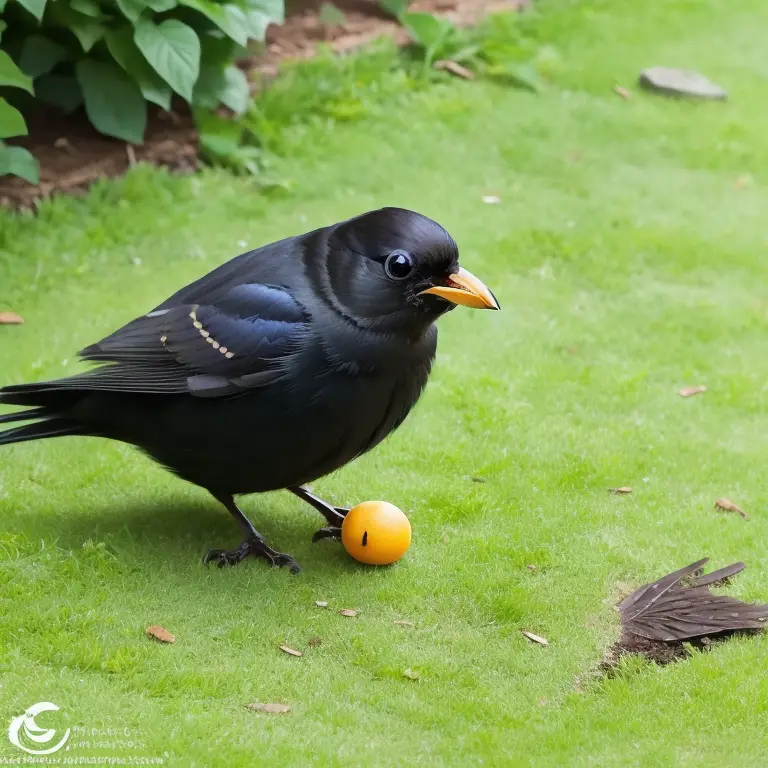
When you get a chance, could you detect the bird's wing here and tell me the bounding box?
[21,284,309,398]
[617,558,707,620]
[619,560,768,642]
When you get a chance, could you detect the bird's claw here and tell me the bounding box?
[312,525,342,543]
[204,537,301,574]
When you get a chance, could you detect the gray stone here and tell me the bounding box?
[639,67,728,100]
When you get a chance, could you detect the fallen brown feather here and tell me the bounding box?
[393,619,414,627]
[610,486,633,495]
[0,311,24,325]
[618,558,767,644]
[614,85,631,99]
[279,644,302,657]
[339,609,357,617]
[315,600,329,608]
[599,558,768,669]
[522,631,549,647]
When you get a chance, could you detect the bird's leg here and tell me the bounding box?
[289,486,348,543]
[204,492,300,573]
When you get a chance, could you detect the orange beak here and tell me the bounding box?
[419,267,500,310]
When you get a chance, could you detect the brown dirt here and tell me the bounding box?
[600,628,764,674]
[0,0,527,210]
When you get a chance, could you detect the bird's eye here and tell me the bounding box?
[384,250,414,280]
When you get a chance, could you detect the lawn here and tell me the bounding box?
[2,0,768,764]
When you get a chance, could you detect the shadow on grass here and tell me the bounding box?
[3,496,357,575]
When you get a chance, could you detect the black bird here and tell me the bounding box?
[0,208,499,572]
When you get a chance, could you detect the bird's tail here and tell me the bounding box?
[0,386,89,446]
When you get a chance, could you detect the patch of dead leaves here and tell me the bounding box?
[247,702,291,714]
[715,498,748,520]
[146,625,175,644]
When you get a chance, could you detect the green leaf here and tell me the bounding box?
[245,0,283,24]
[192,64,225,109]
[16,0,47,21]
[179,0,249,46]
[243,9,272,41]
[134,19,200,101]
[70,0,102,16]
[401,12,450,49]
[106,27,172,110]
[35,74,84,112]
[146,0,177,9]
[194,106,242,157]
[199,32,240,66]
[193,34,243,107]
[0,1,7,13]
[0,142,39,184]
[218,64,248,114]
[72,18,104,51]
[47,2,105,51]
[0,21,7,42]
[0,50,34,93]
[0,98,28,139]
[19,34,68,78]
[76,59,147,143]
[449,44,480,64]
[115,0,147,22]
[379,0,409,19]
[488,61,541,92]
[318,2,345,26]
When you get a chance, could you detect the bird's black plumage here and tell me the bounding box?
[0,208,498,572]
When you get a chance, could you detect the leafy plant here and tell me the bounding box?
[400,9,559,90]
[378,0,409,20]
[400,12,472,71]
[0,0,284,182]
[0,47,39,183]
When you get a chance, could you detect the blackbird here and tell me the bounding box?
[0,208,499,572]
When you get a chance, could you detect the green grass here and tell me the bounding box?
[2,0,768,764]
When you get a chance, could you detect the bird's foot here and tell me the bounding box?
[204,537,301,574]
[312,525,342,543]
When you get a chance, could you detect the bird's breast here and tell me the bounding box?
[134,337,435,494]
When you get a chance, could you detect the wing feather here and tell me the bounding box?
[4,284,309,400]
[620,560,768,642]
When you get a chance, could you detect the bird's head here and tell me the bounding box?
[325,208,499,333]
